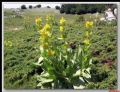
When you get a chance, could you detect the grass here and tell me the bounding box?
[3,8,117,89]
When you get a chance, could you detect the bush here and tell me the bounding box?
[21,5,27,9]
[55,6,60,10]
[47,6,51,8]
[36,4,41,8]
[29,5,32,9]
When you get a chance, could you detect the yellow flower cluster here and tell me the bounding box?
[41,42,49,49]
[38,15,55,56]
[63,42,69,49]
[44,23,51,31]
[39,31,51,40]
[83,39,90,45]
[39,24,51,44]
[4,40,12,47]
[60,17,66,26]
[85,21,93,28]
[35,17,42,26]
[48,49,55,56]
[83,21,93,45]
[46,15,55,25]
[60,26,64,32]
[35,17,42,30]
[59,17,66,39]
[39,23,51,40]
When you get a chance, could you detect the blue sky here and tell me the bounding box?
[3,2,61,9]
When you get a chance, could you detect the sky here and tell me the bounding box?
[3,2,61,9]
[3,2,118,9]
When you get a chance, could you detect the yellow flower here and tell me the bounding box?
[39,28,44,34]
[41,43,49,49]
[60,17,66,25]
[7,41,12,47]
[41,31,51,37]
[44,24,51,31]
[39,37,46,42]
[63,42,69,49]
[48,50,55,56]
[35,17,42,26]
[85,21,93,28]
[60,26,64,32]
[90,32,92,35]
[83,39,90,45]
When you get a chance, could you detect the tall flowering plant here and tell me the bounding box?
[34,16,93,89]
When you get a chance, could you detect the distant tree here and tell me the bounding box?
[55,6,60,10]
[60,4,65,13]
[21,5,27,9]
[47,6,51,8]
[29,5,32,9]
[36,4,41,8]
[60,9,64,13]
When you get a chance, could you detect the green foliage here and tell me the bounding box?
[35,46,92,89]
[4,28,41,89]
[60,4,117,14]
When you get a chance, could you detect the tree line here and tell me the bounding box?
[21,4,51,9]
[59,4,117,14]
[21,4,117,15]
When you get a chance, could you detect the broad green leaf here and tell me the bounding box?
[71,53,77,64]
[89,59,92,64]
[73,68,91,78]
[38,56,44,63]
[73,69,82,77]
[71,60,75,64]
[32,62,41,66]
[73,85,85,89]
[41,79,53,83]
[30,62,41,67]
[37,75,53,84]
[59,52,62,61]
[40,72,49,77]
[37,82,42,87]
[78,46,82,56]
[82,71,91,79]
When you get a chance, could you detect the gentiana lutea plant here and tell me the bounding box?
[34,15,93,89]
